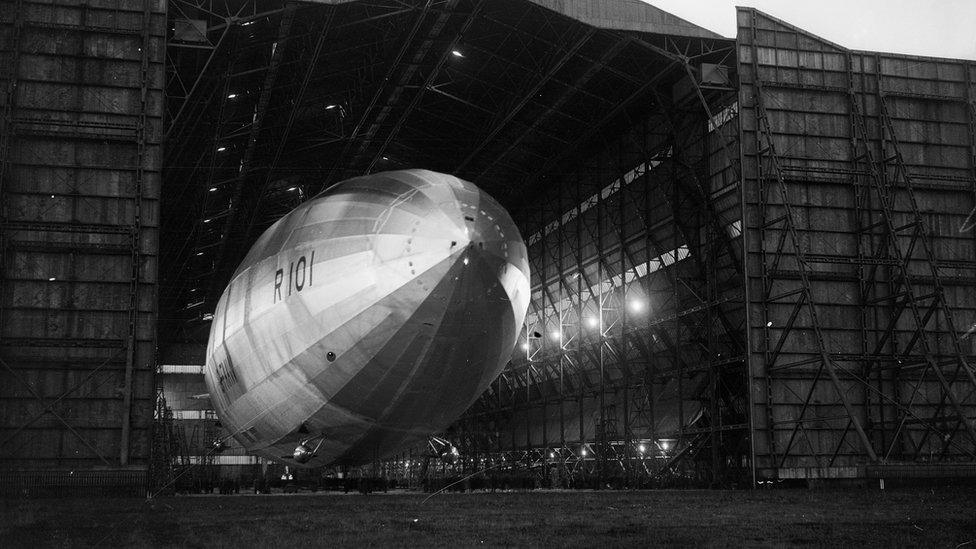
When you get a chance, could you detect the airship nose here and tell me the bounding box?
[454,200,516,263]
[447,196,527,314]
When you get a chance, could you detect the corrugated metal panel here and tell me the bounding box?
[737,8,976,481]
[0,0,165,488]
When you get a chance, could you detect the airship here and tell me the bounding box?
[203,169,530,467]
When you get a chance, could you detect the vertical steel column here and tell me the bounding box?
[748,12,779,473]
[596,156,606,486]
[619,141,631,485]
[575,169,585,467]
[735,18,757,487]
[643,117,658,469]
[881,54,906,460]
[557,177,566,462]
[703,129,720,485]
[495,376,502,459]
[671,135,685,450]
[0,0,24,344]
[966,65,976,350]
[533,203,545,465]
[847,52,883,455]
[121,0,154,467]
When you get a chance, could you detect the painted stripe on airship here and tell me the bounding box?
[204,170,529,466]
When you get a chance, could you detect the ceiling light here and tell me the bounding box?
[586,316,598,328]
[48,277,56,281]
[216,146,226,152]
[325,104,337,110]
[287,186,297,192]
[209,187,218,192]
[196,252,204,256]
[227,93,237,99]
[451,49,464,58]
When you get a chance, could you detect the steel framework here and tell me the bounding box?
[443,44,746,487]
[3,0,973,490]
[738,9,976,481]
[0,0,164,495]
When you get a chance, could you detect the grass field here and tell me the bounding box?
[3,487,975,547]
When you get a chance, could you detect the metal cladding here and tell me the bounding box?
[203,169,530,467]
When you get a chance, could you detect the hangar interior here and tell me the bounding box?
[0,0,974,494]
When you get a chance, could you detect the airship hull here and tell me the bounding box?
[203,170,530,467]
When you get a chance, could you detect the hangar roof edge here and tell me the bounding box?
[302,0,727,40]
[526,0,727,39]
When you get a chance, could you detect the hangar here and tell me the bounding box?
[1,0,974,494]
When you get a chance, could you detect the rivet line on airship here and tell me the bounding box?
[204,169,530,467]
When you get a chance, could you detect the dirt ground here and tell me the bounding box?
[3,487,975,547]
